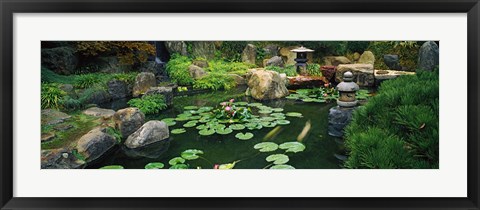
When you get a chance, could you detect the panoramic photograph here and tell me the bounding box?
[40,41,439,169]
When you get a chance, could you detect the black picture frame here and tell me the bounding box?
[1,0,479,209]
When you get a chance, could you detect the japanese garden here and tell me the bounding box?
[40,41,439,169]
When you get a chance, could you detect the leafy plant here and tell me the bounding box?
[306,63,322,76]
[253,142,278,152]
[100,165,124,169]
[74,74,103,89]
[105,127,122,143]
[265,65,297,77]
[41,83,66,109]
[279,142,306,153]
[235,132,254,140]
[266,154,289,165]
[165,54,194,85]
[181,149,204,160]
[127,94,168,115]
[193,72,236,91]
[145,162,165,169]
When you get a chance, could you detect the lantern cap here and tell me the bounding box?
[290,46,315,52]
[343,71,354,82]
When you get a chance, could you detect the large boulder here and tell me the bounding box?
[41,47,78,75]
[265,56,284,67]
[323,56,352,66]
[144,86,174,106]
[132,72,156,97]
[75,127,117,163]
[263,45,280,57]
[228,74,246,86]
[165,41,188,56]
[417,41,439,72]
[383,54,401,70]
[124,121,170,149]
[241,44,257,65]
[188,64,207,79]
[192,60,209,68]
[336,64,375,87]
[107,79,129,99]
[41,148,86,169]
[358,51,375,65]
[113,107,145,137]
[82,89,112,105]
[192,41,215,60]
[246,70,289,100]
[41,109,71,126]
[82,107,116,119]
[279,46,298,65]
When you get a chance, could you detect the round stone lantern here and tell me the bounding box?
[336,71,359,108]
[290,46,314,75]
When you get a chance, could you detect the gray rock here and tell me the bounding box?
[265,56,284,67]
[41,132,56,142]
[192,41,215,60]
[383,54,401,70]
[82,107,116,118]
[41,148,86,169]
[336,64,375,87]
[192,60,209,68]
[41,109,71,126]
[108,79,129,99]
[59,84,74,94]
[113,107,145,138]
[144,86,173,106]
[54,124,73,131]
[228,74,246,86]
[358,51,375,65]
[328,106,356,137]
[323,56,352,66]
[123,138,170,159]
[353,52,361,61]
[165,41,188,56]
[124,121,170,149]
[241,44,257,65]
[279,46,300,65]
[417,41,439,72]
[132,72,156,97]
[76,127,117,163]
[263,45,280,57]
[82,89,112,105]
[246,70,289,100]
[41,47,78,75]
[188,64,207,79]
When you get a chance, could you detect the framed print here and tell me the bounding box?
[1,0,479,209]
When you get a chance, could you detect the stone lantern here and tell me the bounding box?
[336,71,359,108]
[290,46,314,75]
[327,71,359,137]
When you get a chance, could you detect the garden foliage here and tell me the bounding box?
[127,94,168,115]
[344,70,439,169]
[75,41,155,65]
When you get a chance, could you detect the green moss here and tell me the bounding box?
[128,94,168,115]
[193,72,236,91]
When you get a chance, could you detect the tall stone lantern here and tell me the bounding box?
[290,46,314,75]
[328,71,359,137]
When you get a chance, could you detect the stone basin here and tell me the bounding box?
[374,70,416,85]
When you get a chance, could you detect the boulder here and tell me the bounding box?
[192,60,209,68]
[41,109,71,126]
[279,46,299,65]
[144,86,174,106]
[328,106,356,137]
[132,72,156,97]
[41,47,78,75]
[192,41,215,60]
[265,56,284,67]
[228,74,246,86]
[263,45,280,57]
[165,41,188,56]
[41,132,56,142]
[113,107,145,137]
[323,56,352,66]
[41,148,86,169]
[358,51,375,65]
[76,127,117,163]
[417,41,439,72]
[246,70,289,100]
[123,140,171,159]
[96,56,130,73]
[59,84,74,94]
[374,70,416,85]
[82,89,112,105]
[241,44,257,65]
[82,107,116,118]
[124,121,170,149]
[320,66,336,81]
[353,52,361,61]
[107,79,129,99]
[188,65,207,79]
[383,54,402,70]
[336,64,375,87]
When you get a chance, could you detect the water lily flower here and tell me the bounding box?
[229,99,235,103]
[323,93,328,97]
[213,164,219,169]
[324,83,330,87]
[220,102,227,106]
[225,106,231,111]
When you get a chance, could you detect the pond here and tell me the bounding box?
[92,87,344,169]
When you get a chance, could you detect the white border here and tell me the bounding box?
[14,13,467,197]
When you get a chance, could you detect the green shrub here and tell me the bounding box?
[265,65,297,77]
[165,54,194,85]
[216,41,247,62]
[60,95,82,111]
[105,127,123,143]
[306,63,322,76]
[206,60,254,75]
[127,94,168,115]
[112,72,137,85]
[41,83,66,109]
[367,41,420,71]
[344,70,439,169]
[74,74,103,89]
[41,67,75,84]
[193,72,236,91]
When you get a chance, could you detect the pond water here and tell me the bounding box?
[93,87,344,169]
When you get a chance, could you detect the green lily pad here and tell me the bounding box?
[266,154,289,165]
[213,124,226,130]
[199,129,215,136]
[100,165,124,169]
[218,161,237,169]
[169,164,188,169]
[260,117,275,122]
[216,127,233,135]
[285,95,299,100]
[258,109,273,114]
[254,142,279,152]
[302,98,316,102]
[229,124,245,130]
[262,122,277,127]
[177,113,192,118]
[248,102,263,107]
[184,106,198,110]
[269,164,295,169]
[235,132,254,140]
[272,108,284,112]
[285,112,303,117]
[279,142,306,153]
[183,122,197,128]
[189,115,202,120]
[270,113,285,117]
[247,124,262,130]
[181,149,204,160]
[276,120,291,125]
[199,117,211,123]
[162,120,176,126]
[196,124,208,130]
[171,128,186,134]
[144,162,165,169]
[168,157,186,166]
[233,102,248,106]
[175,117,190,121]
[273,116,286,120]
